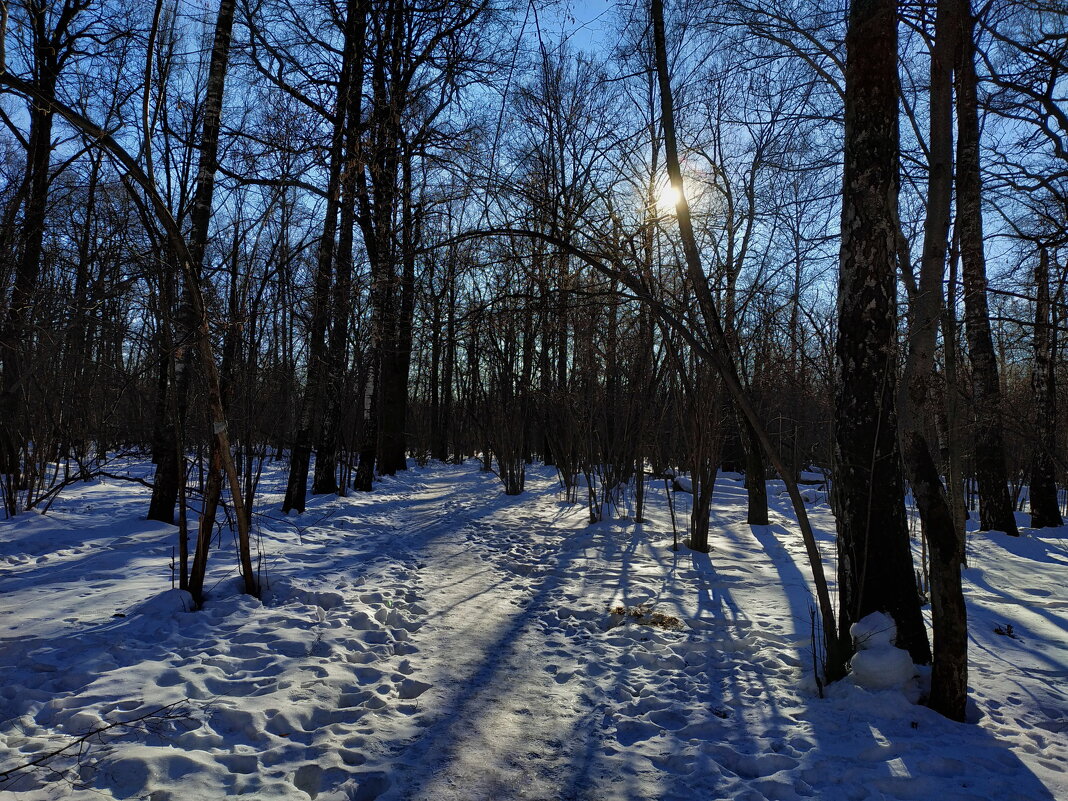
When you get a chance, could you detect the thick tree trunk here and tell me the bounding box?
[689,467,715,553]
[374,270,406,478]
[311,189,355,495]
[907,439,968,718]
[741,417,769,525]
[835,0,930,665]
[1030,249,1062,528]
[954,0,1019,536]
[148,307,181,525]
[377,157,419,476]
[353,363,378,492]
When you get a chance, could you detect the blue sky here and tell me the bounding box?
[528,0,619,54]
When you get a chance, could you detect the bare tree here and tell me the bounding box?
[897,0,968,721]
[954,0,1020,536]
[1029,247,1063,527]
[833,0,930,665]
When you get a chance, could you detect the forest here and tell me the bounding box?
[0,0,1066,799]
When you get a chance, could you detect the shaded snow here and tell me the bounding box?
[848,613,917,691]
[0,460,1064,800]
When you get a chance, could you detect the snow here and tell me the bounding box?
[671,475,693,493]
[0,460,1065,800]
[847,612,917,690]
[850,611,899,651]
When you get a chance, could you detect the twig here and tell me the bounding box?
[0,700,190,788]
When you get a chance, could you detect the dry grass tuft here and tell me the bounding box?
[608,604,682,630]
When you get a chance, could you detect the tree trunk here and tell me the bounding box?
[741,417,768,525]
[1030,248,1062,528]
[835,0,930,664]
[181,0,251,604]
[148,268,181,525]
[284,0,361,509]
[355,0,404,484]
[897,0,967,720]
[428,273,443,461]
[313,0,366,496]
[954,0,1019,536]
[378,154,419,476]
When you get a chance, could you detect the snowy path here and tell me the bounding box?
[0,461,1065,800]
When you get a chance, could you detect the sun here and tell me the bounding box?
[658,182,682,213]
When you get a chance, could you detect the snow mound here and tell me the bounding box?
[850,645,916,689]
[850,611,898,650]
[125,588,194,618]
[849,612,916,689]
[672,475,693,493]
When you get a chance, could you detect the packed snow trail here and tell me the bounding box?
[0,460,1064,800]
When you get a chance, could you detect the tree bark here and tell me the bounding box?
[741,417,769,525]
[954,0,1019,536]
[835,0,930,665]
[897,0,967,720]
[1029,248,1062,528]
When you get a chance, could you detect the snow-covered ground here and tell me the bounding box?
[0,459,1065,800]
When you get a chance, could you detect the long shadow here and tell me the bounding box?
[372,477,608,798]
[279,469,1061,800]
[964,571,1068,653]
[0,519,175,597]
[346,471,688,799]
[256,466,505,602]
[752,479,1057,801]
[551,480,772,801]
[4,462,1059,801]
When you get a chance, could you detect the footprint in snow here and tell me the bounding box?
[614,718,659,746]
[397,678,432,700]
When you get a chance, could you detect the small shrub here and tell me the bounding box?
[993,623,1018,639]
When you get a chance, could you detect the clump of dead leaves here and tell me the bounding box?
[608,604,682,630]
